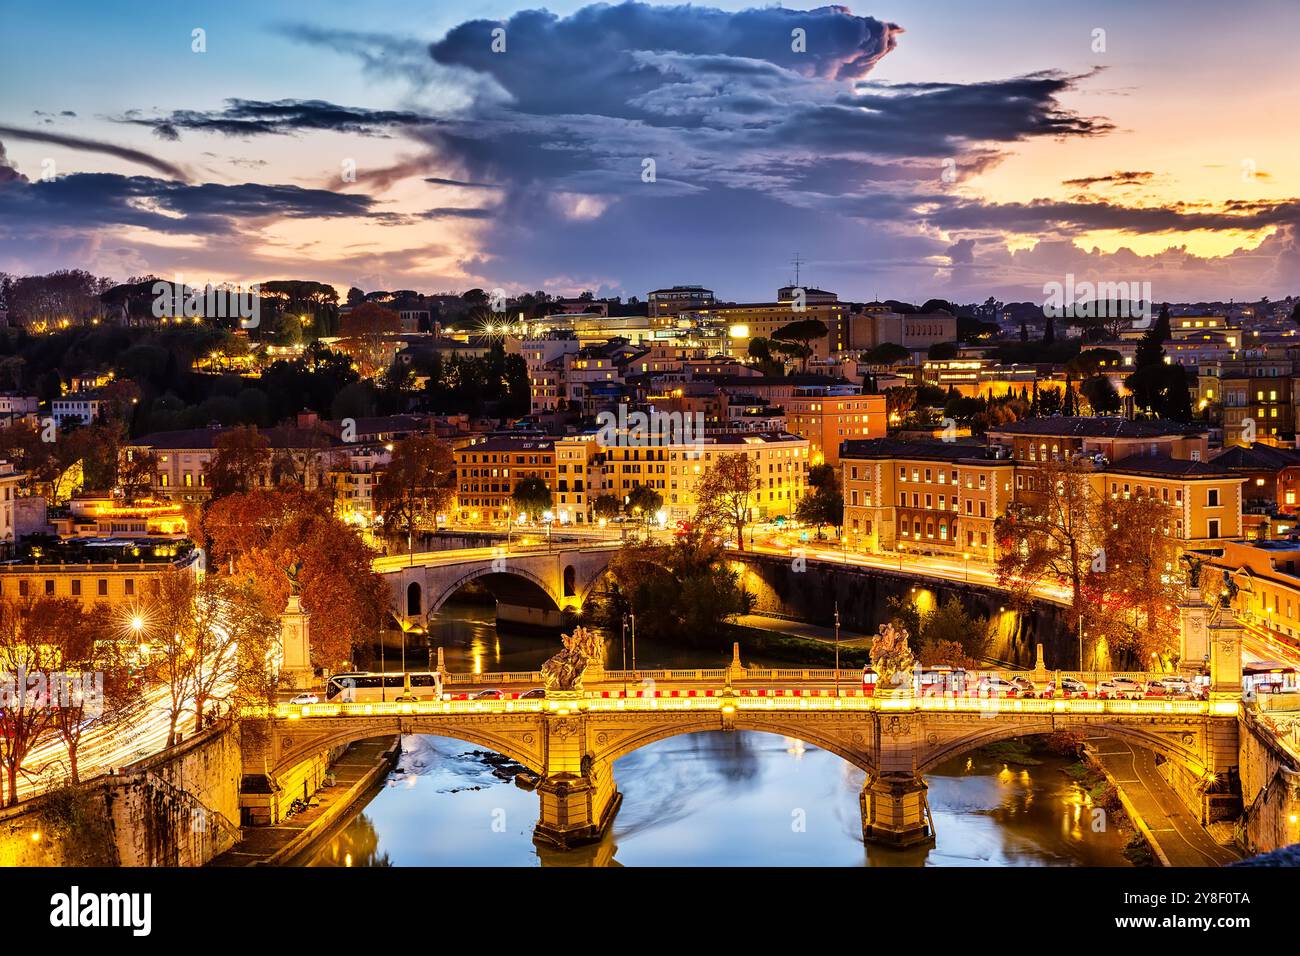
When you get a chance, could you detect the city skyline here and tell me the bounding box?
[1,0,1298,304]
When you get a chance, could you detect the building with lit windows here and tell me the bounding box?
[784,386,886,466]
[648,286,716,326]
[454,436,557,525]
[841,439,1013,562]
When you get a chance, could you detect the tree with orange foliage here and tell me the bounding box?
[207,425,271,498]
[373,433,455,552]
[45,602,142,783]
[693,452,759,551]
[203,486,389,671]
[150,569,277,745]
[338,302,401,378]
[1083,490,1184,668]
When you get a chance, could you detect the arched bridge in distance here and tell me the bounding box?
[374,542,620,631]
[373,539,1073,660]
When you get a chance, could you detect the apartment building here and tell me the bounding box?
[0,459,23,547]
[1098,457,1243,545]
[1210,443,1300,514]
[51,390,106,427]
[1198,355,1295,446]
[843,417,1245,562]
[840,439,1013,562]
[0,542,201,611]
[846,302,957,351]
[648,286,715,326]
[554,436,597,525]
[784,385,886,466]
[692,302,849,359]
[122,424,345,503]
[454,436,556,524]
[1210,538,1300,643]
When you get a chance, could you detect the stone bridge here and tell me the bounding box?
[246,687,1242,850]
[374,543,618,630]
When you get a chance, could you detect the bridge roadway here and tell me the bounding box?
[249,664,1241,851]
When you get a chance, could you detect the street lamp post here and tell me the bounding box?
[621,615,629,698]
[630,612,637,674]
[834,602,841,697]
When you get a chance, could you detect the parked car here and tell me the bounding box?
[519,688,546,699]
[975,676,1021,698]
[1146,676,1191,697]
[289,693,319,705]
[1097,677,1146,700]
[471,688,504,701]
[1044,676,1089,698]
[1009,676,1036,696]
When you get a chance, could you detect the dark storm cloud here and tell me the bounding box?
[419,206,495,219]
[928,196,1300,235]
[781,72,1112,157]
[0,172,389,236]
[120,99,439,140]
[1062,170,1155,188]
[429,3,901,119]
[0,125,187,180]
[424,176,499,189]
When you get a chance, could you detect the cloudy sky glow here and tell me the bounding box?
[1,0,1297,303]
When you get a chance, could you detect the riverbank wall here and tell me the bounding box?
[0,722,243,867]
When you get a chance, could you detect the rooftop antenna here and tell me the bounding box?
[791,253,804,289]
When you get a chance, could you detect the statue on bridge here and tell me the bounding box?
[1180,552,1206,591]
[284,560,304,596]
[541,626,604,692]
[870,623,916,691]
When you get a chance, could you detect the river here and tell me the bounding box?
[306,602,1133,867]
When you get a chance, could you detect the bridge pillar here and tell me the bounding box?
[279,593,314,690]
[1179,587,1209,669]
[1208,607,1243,700]
[533,700,621,849]
[861,706,934,847]
[860,774,933,848]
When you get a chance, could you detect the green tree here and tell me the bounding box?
[598,531,753,646]
[625,483,663,526]
[1079,374,1121,415]
[592,494,621,521]
[511,475,553,522]
[771,318,828,371]
[795,464,842,537]
[864,342,911,365]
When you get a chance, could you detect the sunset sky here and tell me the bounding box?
[1,0,1297,304]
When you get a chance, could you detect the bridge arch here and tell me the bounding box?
[428,565,561,615]
[591,716,876,775]
[915,718,1211,777]
[406,581,422,617]
[574,563,614,609]
[270,717,547,779]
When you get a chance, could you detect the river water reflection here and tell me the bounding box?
[308,604,1132,867]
